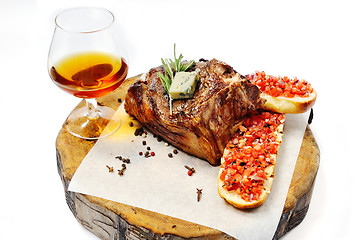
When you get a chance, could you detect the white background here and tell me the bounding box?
[0,0,358,239]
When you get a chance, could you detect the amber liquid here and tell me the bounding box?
[50,52,128,98]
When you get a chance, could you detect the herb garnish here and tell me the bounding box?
[158,44,195,114]
[158,44,195,93]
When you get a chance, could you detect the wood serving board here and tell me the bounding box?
[56,75,320,240]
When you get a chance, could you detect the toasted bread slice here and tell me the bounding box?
[218,155,276,209]
[217,111,284,209]
[247,71,316,114]
[261,91,316,114]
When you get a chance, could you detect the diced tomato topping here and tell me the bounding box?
[220,169,227,181]
[246,71,313,98]
[221,111,284,202]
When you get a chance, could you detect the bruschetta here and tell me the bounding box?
[247,71,316,114]
[217,111,285,209]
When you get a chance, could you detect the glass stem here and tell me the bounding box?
[85,98,99,120]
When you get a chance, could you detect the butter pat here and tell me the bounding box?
[169,71,198,99]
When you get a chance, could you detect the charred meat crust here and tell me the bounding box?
[125,59,264,165]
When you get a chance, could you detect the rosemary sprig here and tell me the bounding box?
[158,44,195,115]
[158,58,173,93]
[158,44,195,94]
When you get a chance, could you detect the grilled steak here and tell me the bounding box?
[124,59,264,165]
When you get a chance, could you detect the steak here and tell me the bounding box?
[124,59,264,165]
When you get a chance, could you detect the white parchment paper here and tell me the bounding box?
[69,103,309,239]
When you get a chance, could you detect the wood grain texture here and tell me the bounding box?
[56,75,320,239]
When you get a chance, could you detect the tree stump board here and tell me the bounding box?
[56,75,320,240]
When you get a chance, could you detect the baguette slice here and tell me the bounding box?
[217,111,285,209]
[247,71,317,114]
[217,165,274,209]
[261,91,316,114]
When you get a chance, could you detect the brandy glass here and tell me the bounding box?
[48,7,128,140]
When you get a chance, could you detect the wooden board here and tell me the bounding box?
[56,75,320,240]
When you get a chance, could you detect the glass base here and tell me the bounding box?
[65,105,121,140]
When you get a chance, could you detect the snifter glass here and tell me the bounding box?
[48,7,128,140]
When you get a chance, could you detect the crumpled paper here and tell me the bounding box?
[69,103,309,239]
